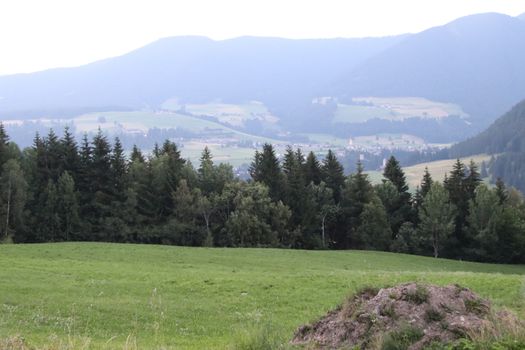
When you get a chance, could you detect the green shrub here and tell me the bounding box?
[381,325,424,350]
[405,284,429,304]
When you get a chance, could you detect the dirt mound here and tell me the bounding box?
[292,283,519,349]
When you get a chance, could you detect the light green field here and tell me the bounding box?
[403,154,491,188]
[161,100,278,127]
[1,243,524,349]
[334,97,468,124]
[74,111,240,135]
[367,154,491,189]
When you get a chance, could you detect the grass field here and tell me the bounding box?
[0,243,524,349]
[367,154,491,189]
[334,97,468,124]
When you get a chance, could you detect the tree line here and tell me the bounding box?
[1,124,524,263]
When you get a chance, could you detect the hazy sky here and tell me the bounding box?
[0,0,524,76]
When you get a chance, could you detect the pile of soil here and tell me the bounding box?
[292,283,518,349]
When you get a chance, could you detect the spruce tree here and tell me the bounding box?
[418,182,456,258]
[282,147,306,225]
[321,150,345,203]
[60,127,80,182]
[249,143,283,202]
[495,178,508,205]
[0,159,28,241]
[130,145,145,163]
[0,123,10,168]
[382,156,413,234]
[111,137,128,197]
[340,160,373,248]
[198,146,215,195]
[465,160,482,200]
[420,167,433,198]
[56,171,80,241]
[45,129,62,182]
[304,151,322,185]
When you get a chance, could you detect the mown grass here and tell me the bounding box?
[0,243,524,349]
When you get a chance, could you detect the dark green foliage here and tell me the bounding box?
[304,151,322,185]
[405,285,429,304]
[321,149,345,203]
[1,125,525,264]
[382,325,424,350]
[382,156,413,235]
[249,143,284,202]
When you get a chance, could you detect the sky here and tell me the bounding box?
[0,0,524,76]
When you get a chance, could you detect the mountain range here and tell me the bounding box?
[1,12,525,143]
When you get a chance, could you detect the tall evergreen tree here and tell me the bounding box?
[495,178,508,205]
[321,150,345,203]
[418,182,456,258]
[45,129,62,182]
[444,159,470,251]
[130,145,145,163]
[56,171,80,241]
[0,160,27,241]
[60,127,80,182]
[340,160,373,248]
[111,137,128,196]
[282,147,307,226]
[0,123,10,168]
[249,143,283,202]
[382,156,413,234]
[465,160,482,200]
[304,151,322,185]
[420,167,433,198]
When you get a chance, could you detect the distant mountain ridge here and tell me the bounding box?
[1,12,525,142]
[0,35,403,113]
[448,98,525,192]
[333,13,525,126]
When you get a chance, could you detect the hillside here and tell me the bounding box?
[0,36,402,115]
[0,243,524,349]
[2,13,525,144]
[450,98,525,156]
[333,13,525,130]
[448,98,525,191]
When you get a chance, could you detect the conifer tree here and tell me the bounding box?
[198,146,215,195]
[418,182,456,258]
[382,156,413,234]
[0,123,10,168]
[321,150,345,203]
[304,151,322,185]
[495,178,508,205]
[111,137,128,196]
[0,159,27,241]
[60,127,80,182]
[340,160,373,248]
[282,147,306,225]
[47,129,63,179]
[465,160,482,200]
[420,167,433,198]
[249,143,283,202]
[56,171,80,241]
[130,145,145,163]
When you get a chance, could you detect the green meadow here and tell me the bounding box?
[1,243,524,349]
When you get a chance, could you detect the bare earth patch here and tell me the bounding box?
[292,283,522,349]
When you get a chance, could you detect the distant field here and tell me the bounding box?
[334,96,468,124]
[0,243,524,349]
[161,100,278,127]
[367,154,491,189]
[403,154,491,188]
[303,133,426,150]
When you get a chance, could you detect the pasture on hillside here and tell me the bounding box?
[0,243,524,349]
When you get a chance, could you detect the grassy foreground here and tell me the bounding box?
[0,243,524,349]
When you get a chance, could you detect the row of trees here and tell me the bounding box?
[1,124,524,263]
